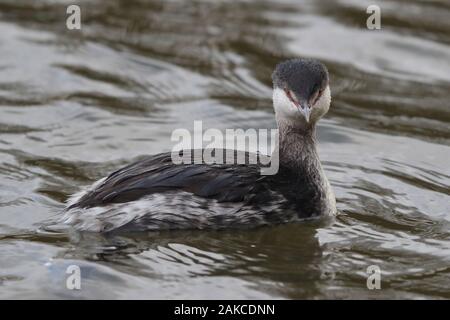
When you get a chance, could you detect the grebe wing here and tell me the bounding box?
[69,150,270,209]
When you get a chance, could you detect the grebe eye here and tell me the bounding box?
[284,89,297,103]
[313,89,323,104]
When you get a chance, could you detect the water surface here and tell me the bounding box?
[0,0,449,299]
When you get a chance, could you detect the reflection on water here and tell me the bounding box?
[0,0,449,299]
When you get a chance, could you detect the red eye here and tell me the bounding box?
[284,88,291,98]
[284,89,297,105]
[313,90,323,104]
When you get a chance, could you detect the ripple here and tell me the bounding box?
[0,0,449,299]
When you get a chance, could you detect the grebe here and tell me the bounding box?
[59,58,336,232]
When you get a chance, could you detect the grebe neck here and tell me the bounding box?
[276,119,319,172]
[275,118,336,216]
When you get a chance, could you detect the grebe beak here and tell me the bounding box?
[285,89,312,123]
[298,103,311,123]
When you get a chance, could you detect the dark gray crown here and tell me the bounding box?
[272,58,329,101]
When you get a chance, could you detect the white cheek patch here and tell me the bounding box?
[312,85,331,117]
[273,88,299,120]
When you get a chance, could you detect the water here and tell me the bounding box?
[0,0,449,299]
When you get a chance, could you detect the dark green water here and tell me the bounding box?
[0,0,449,299]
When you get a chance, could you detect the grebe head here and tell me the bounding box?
[272,58,331,128]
